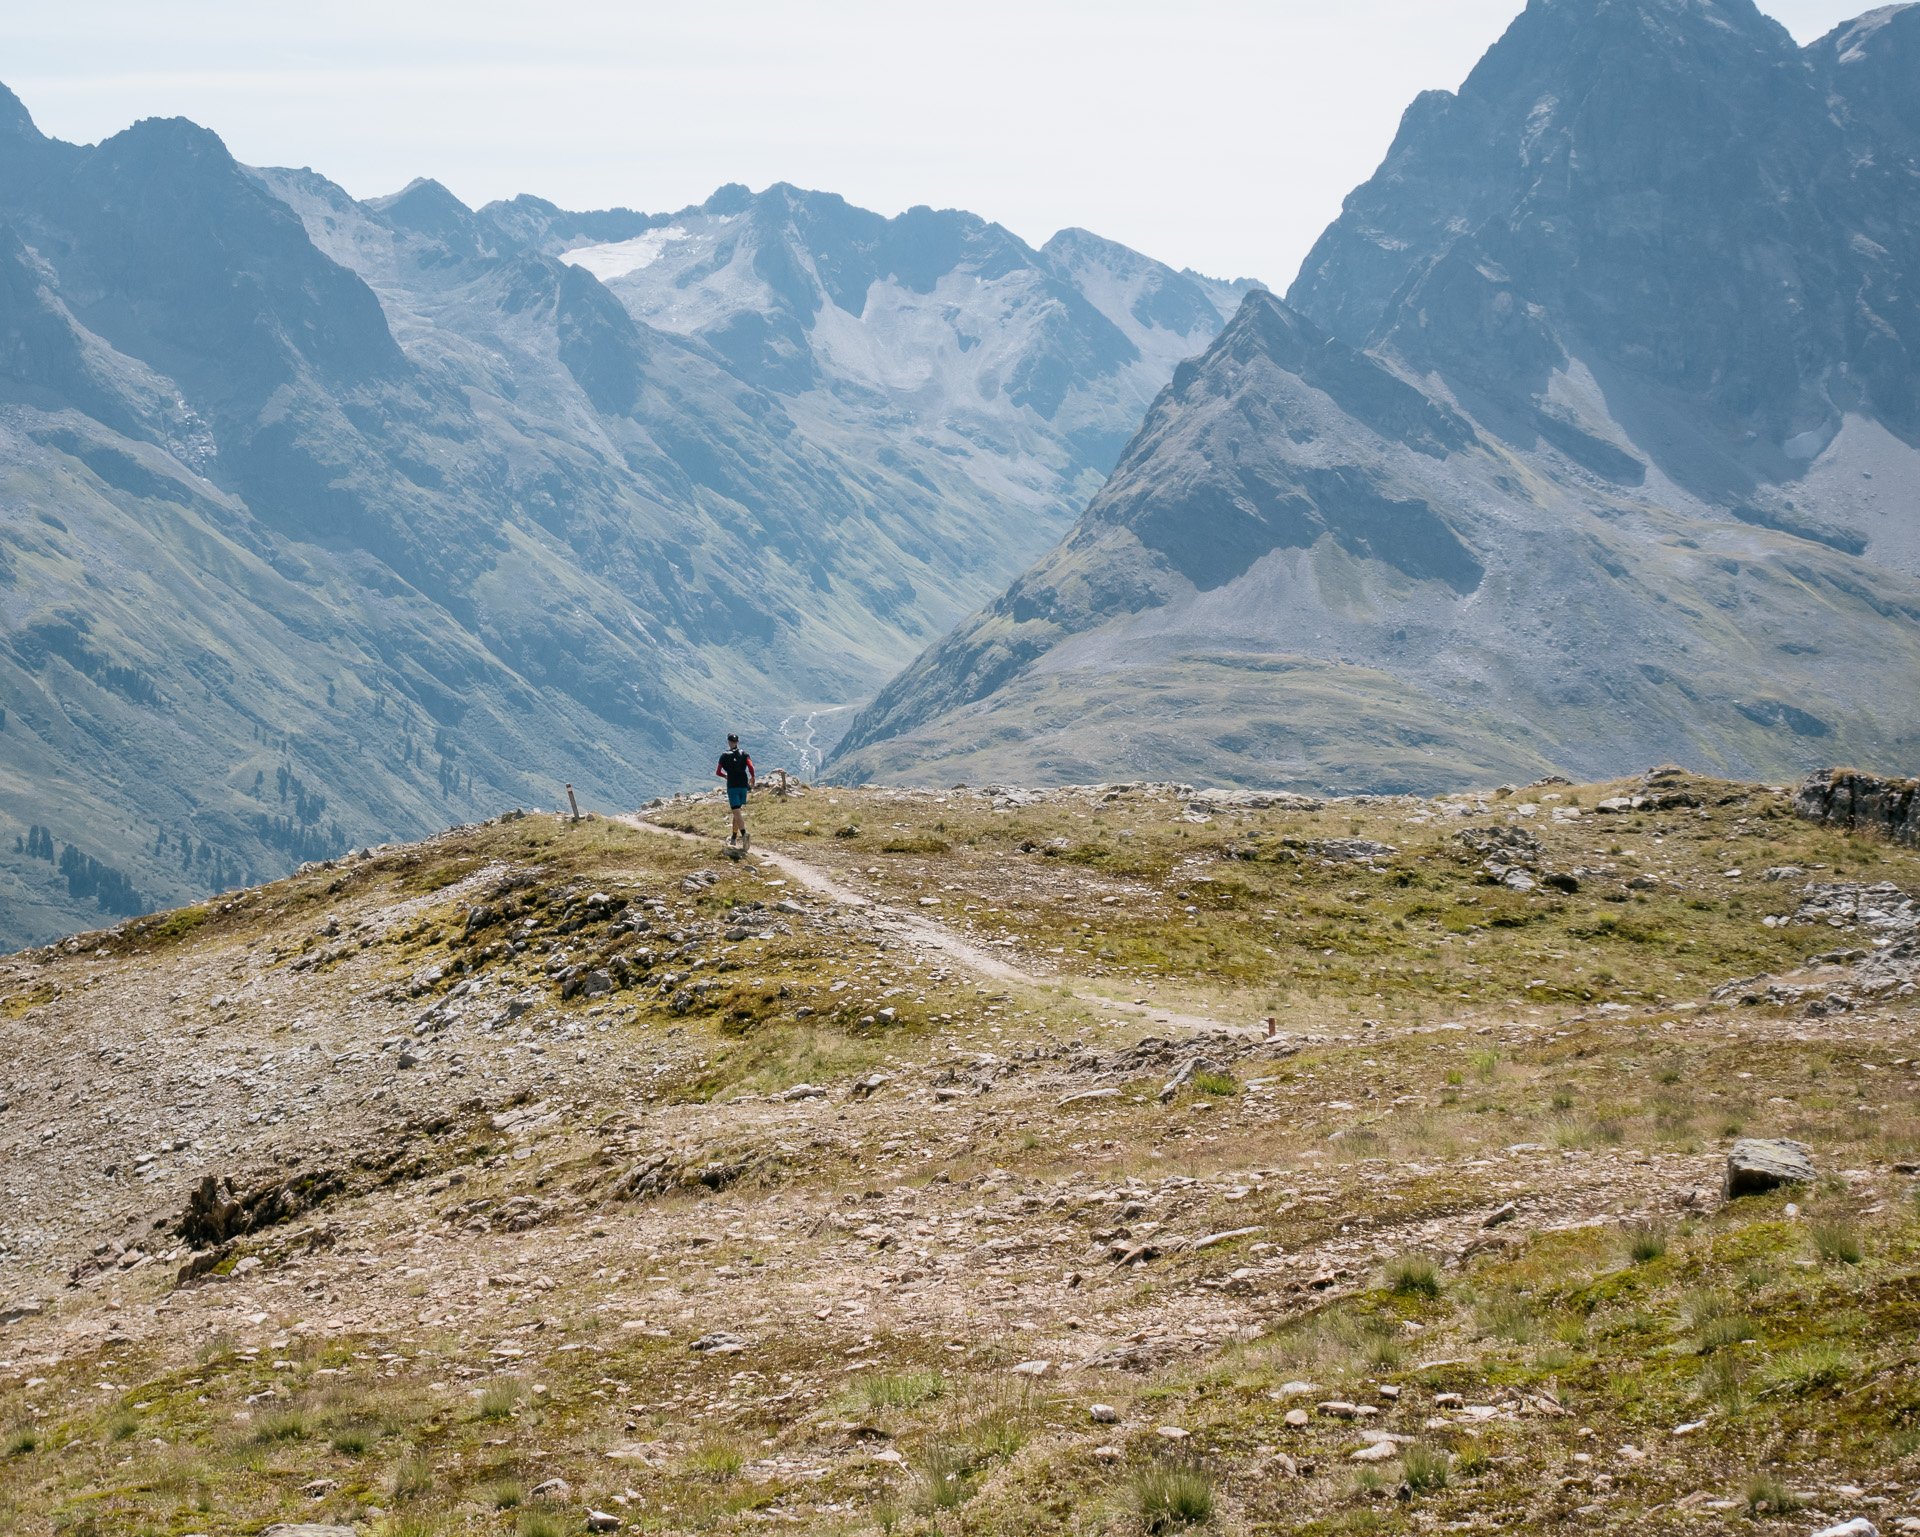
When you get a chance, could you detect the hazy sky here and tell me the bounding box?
[1,0,1876,285]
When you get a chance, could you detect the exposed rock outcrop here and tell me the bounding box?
[1795,770,1920,848]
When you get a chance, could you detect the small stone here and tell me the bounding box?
[1010,1360,1051,1378]
[1350,1441,1397,1463]
[1284,1408,1310,1428]
[1483,1202,1519,1228]
[1809,1523,1879,1537]
[1272,1451,1300,1477]
[1155,1425,1190,1440]
[1094,1445,1123,1462]
[1090,1403,1119,1423]
[587,1514,624,1534]
[530,1477,572,1500]
[299,1476,337,1497]
[0,1297,45,1326]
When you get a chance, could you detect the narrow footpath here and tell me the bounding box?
[619,813,1251,1037]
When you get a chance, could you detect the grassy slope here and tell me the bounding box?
[0,773,1914,1536]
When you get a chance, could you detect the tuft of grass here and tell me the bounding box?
[253,1408,310,1443]
[683,1437,747,1482]
[854,1371,947,1413]
[1384,1253,1442,1299]
[1133,1464,1215,1533]
[1350,1466,1390,1497]
[1810,1216,1864,1265]
[392,1452,435,1501]
[105,1412,139,1443]
[330,1422,380,1455]
[5,1427,38,1456]
[1403,1444,1450,1493]
[518,1512,567,1537]
[912,1440,973,1511]
[1761,1341,1859,1396]
[1693,1313,1754,1354]
[475,1380,521,1421]
[1191,1069,1239,1097]
[1453,1441,1492,1478]
[1476,1294,1538,1344]
[1745,1473,1804,1516]
[1625,1222,1670,1264]
[1695,1354,1749,1413]
[481,1478,524,1510]
[1470,1049,1502,1083]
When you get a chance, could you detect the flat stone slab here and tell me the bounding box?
[259,1526,359,1537]
[1725,1137,1815,1198]
[0,1296,45,1326]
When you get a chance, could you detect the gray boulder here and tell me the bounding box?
[1725,1138,1815,1199]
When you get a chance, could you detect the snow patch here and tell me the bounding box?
[560,226,690,281]
[1784,427,1830,461]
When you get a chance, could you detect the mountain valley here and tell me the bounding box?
[0,89,1248,949]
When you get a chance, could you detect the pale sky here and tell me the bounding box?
[0,0,1877,286]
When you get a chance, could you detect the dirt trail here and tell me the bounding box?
[621,813,1248,1036]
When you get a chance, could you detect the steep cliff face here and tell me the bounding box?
[831,1,1920,794]
[1291,0,1920,467]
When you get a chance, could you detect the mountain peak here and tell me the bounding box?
[0,80,42,143]
[1817,2,1919,68]
[369,176,480,242]
[702,182,754,216]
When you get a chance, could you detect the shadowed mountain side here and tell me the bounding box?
[830,289,1920,792]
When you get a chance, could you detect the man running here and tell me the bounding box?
[715,733,756,849]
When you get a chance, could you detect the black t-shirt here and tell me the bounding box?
[717,751,754,789]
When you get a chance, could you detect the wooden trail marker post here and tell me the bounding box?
[565,784,582,822]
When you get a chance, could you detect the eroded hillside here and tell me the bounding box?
[0,769,1916,1535]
